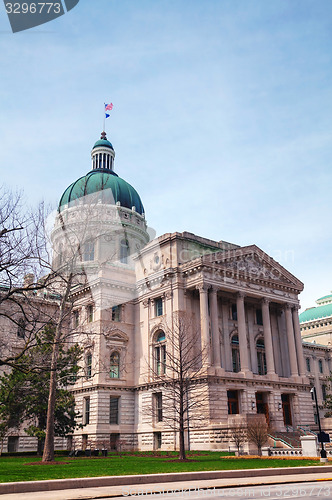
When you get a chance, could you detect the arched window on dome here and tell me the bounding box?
[110,351,120,379]
[83,240,95,261]
[231,334,240,373]
[58,243,63,267]
[120,239,129,264]
[256,337,267,375]
[154,331,166,376]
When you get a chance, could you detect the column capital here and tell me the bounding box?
[284,302,292,311]
[196,284,210,293]
[210,285,219,294]
[237,291,246,300]
[261,297,270,306]
[293,304,300,312]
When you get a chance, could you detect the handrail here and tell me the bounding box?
[298,426,316,436]
[267,434,294,449]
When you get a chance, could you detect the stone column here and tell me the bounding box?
[292,306,307,377]
[236,293,250,373]
[221,301,232,371]
[261,298,276,376]
[197,284,211,366]
[210,288,221,367]
[284,304,299,377]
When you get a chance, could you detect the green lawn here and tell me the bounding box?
[0,452,321,483]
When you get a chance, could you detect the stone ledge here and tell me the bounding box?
[1,466,332,494]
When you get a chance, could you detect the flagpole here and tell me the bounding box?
[103,103,105,133]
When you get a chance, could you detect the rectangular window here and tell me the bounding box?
[257,351,267,375]
[73,310,79,328]
[112,305,121,322]
[232,347,240,373]
[84,397,90,425]
[156,345,166,375]
[83,241,95,261]
[154,392,163,422]
[87,305,94,323]
[227,390,239,414]
[7,436,19,453]
[318,359,323,374]
[306,357,311,372]
[110,433,119,450]
[154,432,162,449]
[110,397,119,425]
[17,318,25,339]
[155,298,163,317]
[231,304,237,321]
[255,308,263,325]
[86,354,92,378]
[322,384,327,401]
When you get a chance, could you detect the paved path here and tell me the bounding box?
[1,472,332,500]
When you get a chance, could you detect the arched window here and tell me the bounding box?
[154,331,166,376]
[120,239,129,264]
[83,240,95,261]
[256,337,267,375]
[86,353,92,378]
[58,243,63,266]
[231,334,240,373]
[110,351,120,379]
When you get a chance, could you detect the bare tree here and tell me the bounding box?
[0,188,58,371]
[143,311,209,460]
[230,424,247,455]
[247,418,268,456]
[42,187,131,461]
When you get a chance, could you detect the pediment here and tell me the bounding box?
[105,329,129,343]
[203,245,303,291]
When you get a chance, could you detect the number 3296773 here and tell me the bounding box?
[5,3,61,14]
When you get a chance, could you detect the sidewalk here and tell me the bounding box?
[1,466,332,500]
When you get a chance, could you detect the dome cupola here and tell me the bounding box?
[91,131,115,171]
[58,132,145,215]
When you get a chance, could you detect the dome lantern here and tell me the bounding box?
[91,131,115,172]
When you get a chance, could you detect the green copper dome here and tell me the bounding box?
[59,133,145,215]
[59,170,144,215]
[299,304,332,323]
[93,138,114,150]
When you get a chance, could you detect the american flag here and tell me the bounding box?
[105,103,113,111]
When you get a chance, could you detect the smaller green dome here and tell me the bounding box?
[299,304,332,323]
[93,138,114,150]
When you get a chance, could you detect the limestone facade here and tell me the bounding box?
[2,135,331,453]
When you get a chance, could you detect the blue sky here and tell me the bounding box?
[0,0,331,310]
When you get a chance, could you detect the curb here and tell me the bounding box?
[1,465,332,495]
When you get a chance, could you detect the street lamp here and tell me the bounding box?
[310,386,327,460]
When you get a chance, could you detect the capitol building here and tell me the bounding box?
[4,133,331,453]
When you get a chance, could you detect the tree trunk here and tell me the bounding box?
[37,437,44,456]
[42,274,73,463]
[178,391,186,460]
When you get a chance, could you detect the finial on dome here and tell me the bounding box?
[101,131,107,140]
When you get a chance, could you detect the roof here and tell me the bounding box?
[299,303,332,323]
[316,293,332,304]
[58,170,144,215]
[93,138,114,150]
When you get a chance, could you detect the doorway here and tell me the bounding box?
[281,394,292,426]
[255,392,270,426]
